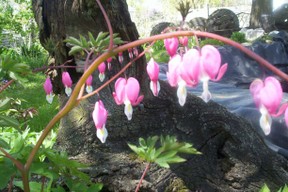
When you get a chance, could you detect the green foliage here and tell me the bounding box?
[0,127,103,191]
[176,0,193,20]
[145,40,169,63]
[200,38,225,47]
[0,55,30,83]
[260,183,288,192]
[64,31,123,56]
[230,32,246,44]
[128,135,201,168]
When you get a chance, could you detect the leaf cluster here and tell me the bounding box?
[230,32,246,44]
[260,183,288,192]
[128,135,201,168]
[0,127,103,191]
[64,31,123,56]
[0,55,30,83]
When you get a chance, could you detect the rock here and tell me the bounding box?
[187,17,207,31]
[150,22,175,36]
[273,4,288,31]
[206,9,240,37]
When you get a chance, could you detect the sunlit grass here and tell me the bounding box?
[2,72,59,132]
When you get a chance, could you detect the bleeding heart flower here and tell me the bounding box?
[179,36,188,47]
[128,48,133,59]
[199,45,228,102]
[113,77,144,120]
[62,72,72,96]
[147,58,160,96]
[85,75,93,93]
[250,76,287,135]
[98,62,106,82]
[118,52,123,64]
[92,100,108,143]
[107,57,113,71]
[164,37,179,57]
[133,47,138,57]
[166,55,181,87]
[43,77,54,104]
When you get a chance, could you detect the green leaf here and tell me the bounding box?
[139,138,147,148]
[0,159,16,190]
[14,181,42,192]
[64,36,82,46]
[31,162,59,191]
[260,183,270,192]
[79,35,89,49]
[69,46,84,56]
[278,184,288,192]
[0,98,12,112]
[10,134,24,154]
[86,183,103,192]
[0,114,20,128]
[95,32,109,45]
[154,159,170,168]
[146,136,159,149]
[0,137,10,149]
[51,186,66,192]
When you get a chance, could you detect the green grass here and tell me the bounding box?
[1,73,59,132]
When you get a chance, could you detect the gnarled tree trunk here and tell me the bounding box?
[32,0,288,191]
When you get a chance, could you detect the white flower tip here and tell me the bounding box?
[86,86,93,94]
[201,90,212,103]
[150,81,160,97]
[99,73,105,82]
[46,94,54,104]
[124,103,133,120]
[97,127,108,143]
[65,87,72,97]
[260,113,272,135]
[177,83,187,106]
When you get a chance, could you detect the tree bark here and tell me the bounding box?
[32,0,288,191]
[249,0,273,29]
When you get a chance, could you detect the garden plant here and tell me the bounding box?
[1,0,288,191]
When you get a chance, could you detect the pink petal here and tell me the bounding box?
[86,75,93,86]
[201,45,221,80]
[125,77,140,103]
[213,63,228,81]
[113,78,126,104]
[146,58,159,81]
[167,55,181,87]
[285,107,288,128]
[62,72,72,87]
[164,37,179,57]
[180,48,200,87]
[98,62,106,73]
[132,95,144,106]
[92,100,108,129]
[179,36,188,46]
[43,77,53,94]
[260,77,283,114]
[250,78,264,108]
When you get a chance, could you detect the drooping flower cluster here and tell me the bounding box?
[43,39,228,143]
[147,37,228,106]
[250,76,288,135]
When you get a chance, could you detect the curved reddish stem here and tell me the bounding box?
[96,0,114,50]
[135,163,150,192]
